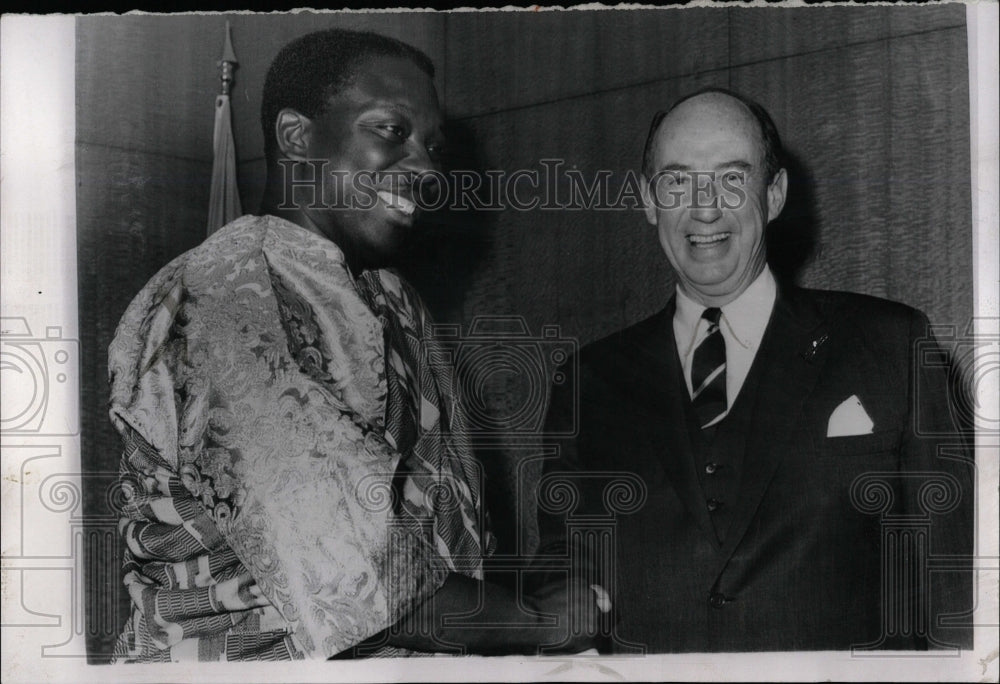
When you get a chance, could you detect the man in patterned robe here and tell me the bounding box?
[110,29,603,662]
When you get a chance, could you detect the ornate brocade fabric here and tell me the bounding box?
[109,215,491,661]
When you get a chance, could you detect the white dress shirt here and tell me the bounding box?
[673,266,777,420]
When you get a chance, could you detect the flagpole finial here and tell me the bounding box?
[218,21,238,96]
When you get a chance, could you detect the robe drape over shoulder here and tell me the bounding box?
[110,215,491,661]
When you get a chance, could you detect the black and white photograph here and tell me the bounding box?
[1,4,997,682]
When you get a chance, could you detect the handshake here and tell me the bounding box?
[336,573,616,657]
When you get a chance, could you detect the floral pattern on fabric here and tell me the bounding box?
[109,215,490,661]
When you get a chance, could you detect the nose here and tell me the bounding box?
[393,139,443,207]
[689,179,723,223]
[397,138,437,176]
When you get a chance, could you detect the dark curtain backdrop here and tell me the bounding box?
[76,6,972,661]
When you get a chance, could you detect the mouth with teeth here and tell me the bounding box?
[376,190,417,217]
[687,232,731,247]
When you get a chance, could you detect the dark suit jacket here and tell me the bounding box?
[536,286,974,652]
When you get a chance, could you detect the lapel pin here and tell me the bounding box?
[801,333,830,362]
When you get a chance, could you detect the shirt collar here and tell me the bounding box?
[674,265,777,349]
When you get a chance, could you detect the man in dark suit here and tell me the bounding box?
[536,88,974,652]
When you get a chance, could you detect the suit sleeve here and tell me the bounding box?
[528,354,610,597]
[533,354,582,577]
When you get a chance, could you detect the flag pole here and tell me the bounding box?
[207,21,242,236]
[219,20,237,96]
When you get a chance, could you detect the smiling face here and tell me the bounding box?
[641,93,787,307]
[292,55,444,272]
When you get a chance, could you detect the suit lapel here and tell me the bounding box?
[713,286,832,574]
[633,298,719,546]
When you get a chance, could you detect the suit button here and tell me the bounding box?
[706,498,721,512]
[705,462,718,475]
[709,592,727,608]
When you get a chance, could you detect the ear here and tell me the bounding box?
[274,108,314,161]
[766,167,788,221]
[640,173,658,226]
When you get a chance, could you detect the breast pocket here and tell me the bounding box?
[814,429,901,460]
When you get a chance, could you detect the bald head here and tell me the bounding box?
[641,88,783,184]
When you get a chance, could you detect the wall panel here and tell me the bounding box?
[729,4,966,65]
[76,16,223,161]
[731,27,972,327]
[886,28,972,326]
[445,9,730,119]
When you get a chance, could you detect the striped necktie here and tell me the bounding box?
[691,307,727,429]
[357,271,420,453]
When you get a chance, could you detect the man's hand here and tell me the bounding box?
[526,578,613,654]
[335,573,613,656]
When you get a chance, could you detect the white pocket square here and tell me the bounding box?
[826,395,874,437]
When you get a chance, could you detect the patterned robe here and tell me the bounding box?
[109,215,491,661]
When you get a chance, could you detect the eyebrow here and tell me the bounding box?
[362,102,414,116]
[361,102,444,133]
[657,160,754,173]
